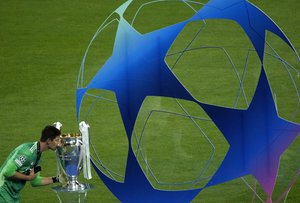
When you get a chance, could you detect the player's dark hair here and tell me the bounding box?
[40,125,61,142]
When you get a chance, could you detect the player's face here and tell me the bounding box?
[47,136,61,150]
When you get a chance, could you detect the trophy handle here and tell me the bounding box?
[79,121,92,180]
[55,151,69,186]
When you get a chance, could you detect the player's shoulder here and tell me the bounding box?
[16,142,37,154]
[12,142,37,166]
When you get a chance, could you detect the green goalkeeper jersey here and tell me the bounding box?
[0,142,43,203]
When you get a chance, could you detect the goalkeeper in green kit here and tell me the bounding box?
[0,124,62,203]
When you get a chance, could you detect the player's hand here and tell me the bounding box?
[27,169,37,181]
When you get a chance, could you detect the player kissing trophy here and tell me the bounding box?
[52,121,92,203]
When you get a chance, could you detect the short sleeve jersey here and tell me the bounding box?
[0,142,41,202]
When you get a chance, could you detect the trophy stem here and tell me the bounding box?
[67,176,86,191]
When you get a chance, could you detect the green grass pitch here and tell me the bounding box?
[0,0,299,202]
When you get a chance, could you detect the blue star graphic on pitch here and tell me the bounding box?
[76,0,300,202]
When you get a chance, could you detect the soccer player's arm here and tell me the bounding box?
[2,154,36,181]
[11,169,36,181]
[30,173,56,187]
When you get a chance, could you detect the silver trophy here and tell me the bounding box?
[52,122,92,202]
[56,133,89,191]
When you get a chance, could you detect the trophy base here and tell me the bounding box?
[52,183,93,203]
[52,183,92,193]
